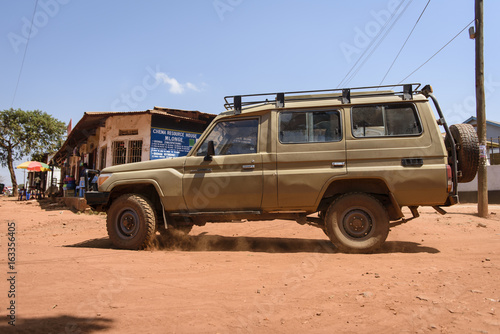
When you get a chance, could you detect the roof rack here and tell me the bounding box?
[224,83,421,113]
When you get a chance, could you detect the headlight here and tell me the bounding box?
[97,173,112,187]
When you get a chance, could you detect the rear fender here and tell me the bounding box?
[318,178,403,220]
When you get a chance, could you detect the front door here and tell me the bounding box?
[183,118,263,211]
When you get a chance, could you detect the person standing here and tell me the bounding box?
[34,175,41,190]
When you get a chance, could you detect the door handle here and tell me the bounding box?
[331,161,345,167]
[242,164,255,169]
[401,158,423,167]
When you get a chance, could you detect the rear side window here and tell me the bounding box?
[279,110,342,143]
[351,104,422,137]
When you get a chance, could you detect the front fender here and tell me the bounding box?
[104,168,185,211]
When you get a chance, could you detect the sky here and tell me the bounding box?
[1,0,500,186]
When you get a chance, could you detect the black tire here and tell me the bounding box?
[325,193,389,253]
[446,124,479,183]
[319,210,329,236]
[107,194,157,250]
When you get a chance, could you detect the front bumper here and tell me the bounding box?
[84,191,110,211]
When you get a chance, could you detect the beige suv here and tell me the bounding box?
[85,84,479,253]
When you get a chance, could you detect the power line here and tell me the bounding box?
[379,0,431,86]
[398,19,475,84]
[337,0,407,88]
[343,0,414,87]
[11,0,39,108]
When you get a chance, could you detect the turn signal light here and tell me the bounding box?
[97,174,111,187]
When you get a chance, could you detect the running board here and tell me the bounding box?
[170,210,261,217]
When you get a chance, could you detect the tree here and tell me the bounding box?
[0,108,66,196]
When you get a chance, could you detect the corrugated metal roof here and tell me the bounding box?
[84,111,146,115]
[463,116,500,127]
[82,108,214,123]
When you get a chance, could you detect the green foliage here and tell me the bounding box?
[30,152,47,163]
[0,108,66,194]
[0,108,66,167]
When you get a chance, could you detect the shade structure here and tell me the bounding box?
[16,161,51,172]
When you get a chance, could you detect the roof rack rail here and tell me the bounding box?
[224,83,421,112]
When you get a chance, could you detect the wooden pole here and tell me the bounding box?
[475,0,488,217]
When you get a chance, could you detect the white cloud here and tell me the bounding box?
[155,72,199,94]
[185,82,200,92]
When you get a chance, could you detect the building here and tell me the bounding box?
[51,107,215,206]
[463,116,500,139]
[459,117,500,204]
[463,116,500,164]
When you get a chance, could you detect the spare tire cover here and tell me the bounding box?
[446,124,479,183]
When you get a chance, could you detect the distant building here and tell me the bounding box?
[459,117,500,204]
[52,107,216,185]
[463,116,500,140]
[463,116,500,164]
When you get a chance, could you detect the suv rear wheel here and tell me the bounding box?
[107,194,157,250]
[325,193,389,253]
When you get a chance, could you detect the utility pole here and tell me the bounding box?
[475,0,488,217]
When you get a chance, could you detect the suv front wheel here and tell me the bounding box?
[107,194,157,250]
[325,193,389,253]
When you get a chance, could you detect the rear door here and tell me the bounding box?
[276,109,346,209]
[347,102,448,205]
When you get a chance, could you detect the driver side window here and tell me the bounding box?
[196,119,259,156]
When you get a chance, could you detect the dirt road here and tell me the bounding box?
[0,196,499,333]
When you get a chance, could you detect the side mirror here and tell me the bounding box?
[204,140,215,161]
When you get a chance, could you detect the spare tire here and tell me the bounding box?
[445,124,479,183]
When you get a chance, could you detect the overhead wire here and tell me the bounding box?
[337,0,407,88]
[343,0,414,87]
[11,0,39,108]
[397,19,475,84]
[378,0,431,86]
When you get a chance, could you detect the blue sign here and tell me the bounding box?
[150,128,201,160]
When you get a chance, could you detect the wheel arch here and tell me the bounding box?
[317,178,403,221]
[108,182,163,217]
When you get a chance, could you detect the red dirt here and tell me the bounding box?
[0,196,499,333]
